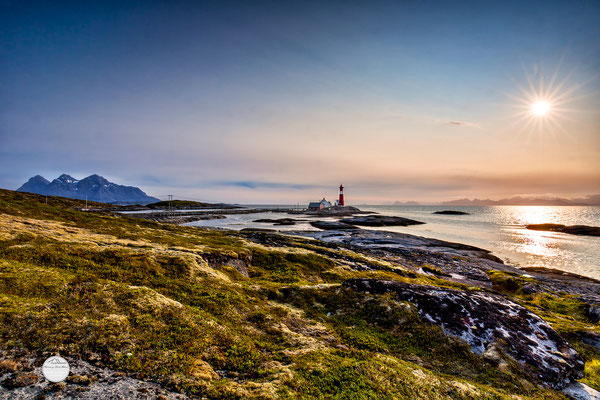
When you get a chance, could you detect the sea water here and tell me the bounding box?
[186,205,600,279]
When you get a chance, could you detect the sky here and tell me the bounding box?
[1,0,599,204]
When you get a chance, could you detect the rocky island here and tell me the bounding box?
[527,223,600,237]
[0,189,598,399]
[434,210,471,215]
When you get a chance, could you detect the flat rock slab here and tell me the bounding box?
[340,215,425,226]
[562,382,600,400]
[253,218,302,226]
[343,278,584,389]
[293,229,514,286]
[526,224,600,237]
[310,221,359,230]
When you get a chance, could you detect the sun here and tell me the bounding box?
[509,63,582,136]
[531,100,551,117]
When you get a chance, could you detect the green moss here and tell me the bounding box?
[583,359,600,391]
[249,248,336,284]
[280,350,562,400]
[487,270,534,295]
[421,265,451,277]
[222,343,265,376]
[529,292,589,321]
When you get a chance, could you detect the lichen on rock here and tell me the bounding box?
[343,278,585,388]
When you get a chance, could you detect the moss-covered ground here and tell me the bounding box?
[0,189,597,398]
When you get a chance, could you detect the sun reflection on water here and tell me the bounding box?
[509,206,560,225]
[502,206,565,264]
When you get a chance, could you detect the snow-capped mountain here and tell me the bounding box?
[17,174,159,204]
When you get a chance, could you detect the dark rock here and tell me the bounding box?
[340,215,425,227]
[586,304,600,324]
[526,224,600,237]
[240,228,276,233]
[310,221,359,230]
[520,283,538,295]
[342,278,584,389]
[202,252,250,277]
[433,210,470,215]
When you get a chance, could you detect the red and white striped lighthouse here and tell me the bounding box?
[338,184,345,206]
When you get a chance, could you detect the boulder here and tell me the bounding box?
[433,210,470,215]
[202,252,250,277]
[587,304,600,324]
[342,278,584,388]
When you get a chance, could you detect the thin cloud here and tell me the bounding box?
[446,121,480,128]
[208,181,324,190]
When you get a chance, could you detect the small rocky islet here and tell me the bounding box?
[527,223,600,237]
[0,189,598,399]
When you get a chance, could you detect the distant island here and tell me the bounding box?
[17,174,159,205]
[433,210,470,215]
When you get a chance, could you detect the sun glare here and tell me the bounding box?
[531,100,551,116]
[509,63,582,137]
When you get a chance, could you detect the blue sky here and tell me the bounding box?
[1,0,599,203]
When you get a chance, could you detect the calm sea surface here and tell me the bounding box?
[185,205,600,279]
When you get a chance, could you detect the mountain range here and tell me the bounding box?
[17,174,159,205]
[440,195,600,206]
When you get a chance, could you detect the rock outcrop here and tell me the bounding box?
[0,351,189,399]
[342,278,585,389]
[295,229,511,286]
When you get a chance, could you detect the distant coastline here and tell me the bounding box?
[389,194,600,207]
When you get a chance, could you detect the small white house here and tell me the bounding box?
[307,198,332,211]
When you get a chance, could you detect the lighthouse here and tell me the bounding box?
[338,184,345,206]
